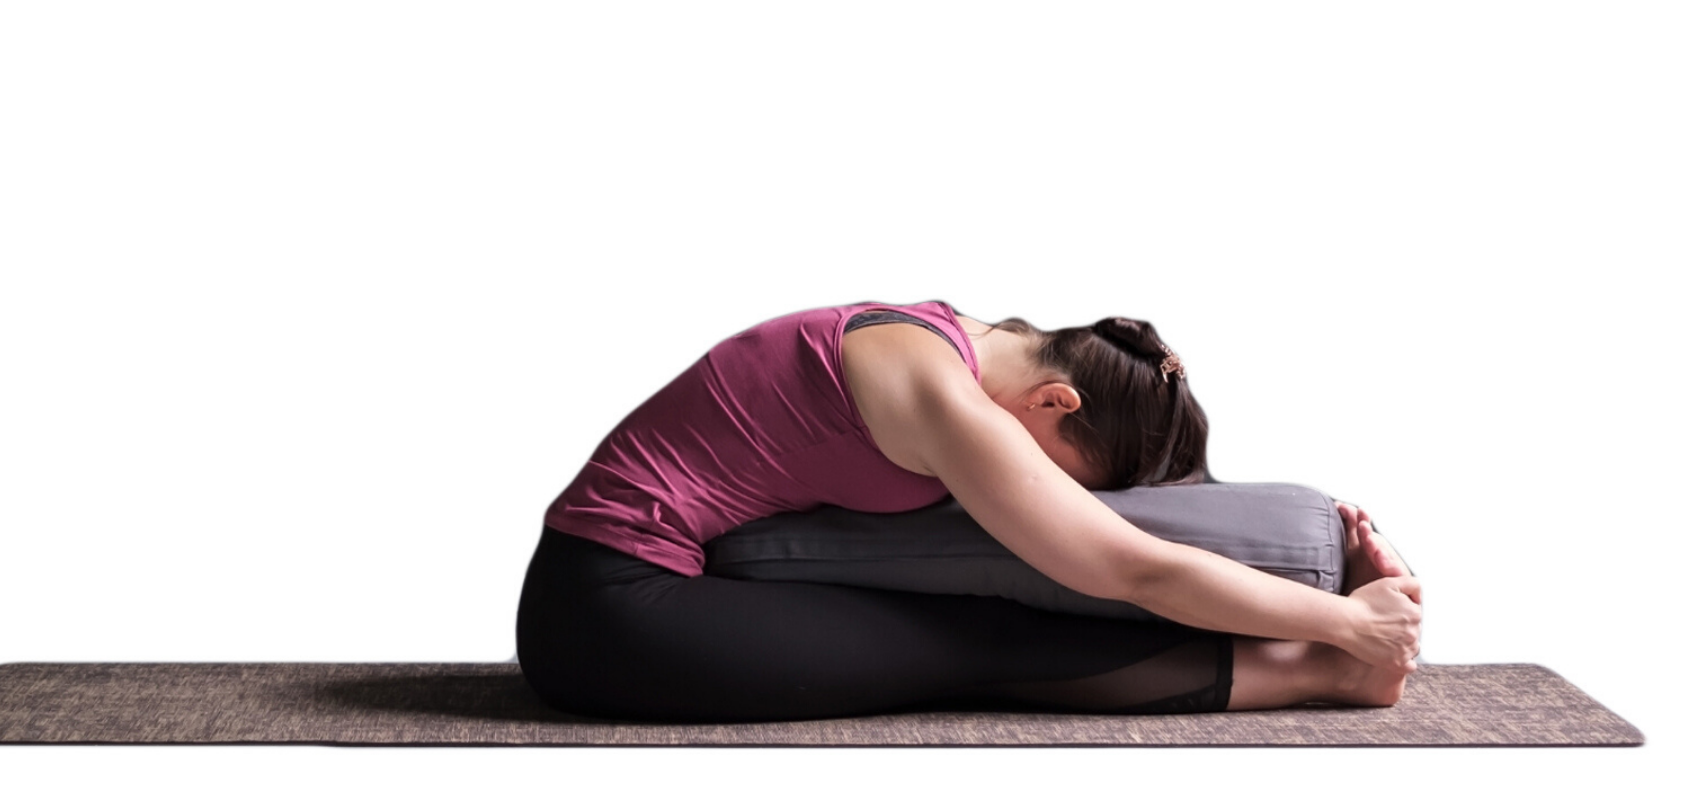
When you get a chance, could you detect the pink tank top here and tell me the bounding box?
[543,300,982,576]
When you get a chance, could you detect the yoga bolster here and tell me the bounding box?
[703,482,1346,623]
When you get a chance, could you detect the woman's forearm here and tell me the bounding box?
[1123,539,1351,641]
[1120,537,1420,669]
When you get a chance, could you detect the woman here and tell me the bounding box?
[516,299,1421,722]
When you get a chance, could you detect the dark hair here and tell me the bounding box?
[983,315,1209,489]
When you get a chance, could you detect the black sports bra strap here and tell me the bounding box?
[844,310,964,361]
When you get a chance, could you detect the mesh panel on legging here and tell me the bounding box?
[517,527,1235,722]
[972,636,1234,714]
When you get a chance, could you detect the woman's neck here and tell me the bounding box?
[955,314,1048,409]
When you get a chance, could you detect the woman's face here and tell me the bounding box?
[1013,403,1112,490]
[1042,436,1112,491]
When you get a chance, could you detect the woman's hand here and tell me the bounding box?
[1340,575,1423,672]
[1335,502,1422,670]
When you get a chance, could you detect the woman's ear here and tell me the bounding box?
[1034,382,1085,414]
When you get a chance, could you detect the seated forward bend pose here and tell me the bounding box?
[516,299,1421,723]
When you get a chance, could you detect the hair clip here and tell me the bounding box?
[1158,344,1186,383]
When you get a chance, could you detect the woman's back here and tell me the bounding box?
[543,299,982,576]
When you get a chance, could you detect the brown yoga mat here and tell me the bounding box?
[0,662,1640,747]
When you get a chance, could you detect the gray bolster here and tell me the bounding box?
[702,482,1345,622]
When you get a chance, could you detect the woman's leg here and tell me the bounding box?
[517,528,1404,721]
[517,528,1234,721]
[975,637,1408,713]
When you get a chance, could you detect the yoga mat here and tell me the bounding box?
[0,662,1640,747]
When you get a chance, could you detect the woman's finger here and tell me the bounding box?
[1393,575,1424,607]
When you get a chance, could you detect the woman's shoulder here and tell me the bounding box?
[840,318,988,476]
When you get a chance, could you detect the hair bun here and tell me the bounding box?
[1092,317,1163,358]
[1092,317,1187,382]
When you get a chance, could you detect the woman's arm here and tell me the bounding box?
[844,323,1422,670]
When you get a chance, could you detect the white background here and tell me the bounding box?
[3,1,1695,797]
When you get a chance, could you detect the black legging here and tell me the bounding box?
[516,526,1235,722]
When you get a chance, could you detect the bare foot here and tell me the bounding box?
[1338,503,1411,593]
[1339,502,1376,593]
[1320,643,1412,708]
[1228,639,1414,710]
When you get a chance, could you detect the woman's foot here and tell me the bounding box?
[1227,638,1412,710]
[1316,641,1411,707]
[1338,502,1411,594]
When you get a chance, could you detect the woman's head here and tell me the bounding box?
[987,314,1210,490]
